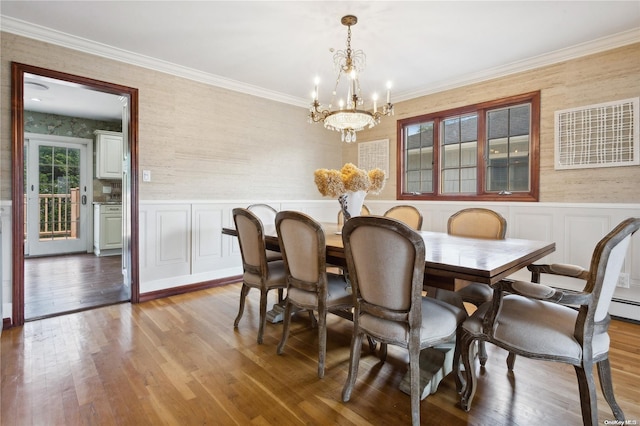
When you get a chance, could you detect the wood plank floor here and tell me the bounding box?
[24,254,129,320]
[2,283,639,425]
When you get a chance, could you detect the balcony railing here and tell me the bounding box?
[24,188,80,239]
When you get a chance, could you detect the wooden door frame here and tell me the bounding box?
[11,62,140,326]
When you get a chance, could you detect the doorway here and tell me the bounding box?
[11,62,140,326]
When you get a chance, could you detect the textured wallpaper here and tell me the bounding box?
[24,110,122,138]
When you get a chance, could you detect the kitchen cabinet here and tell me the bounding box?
[95,130,123,179]
[94,203,122,256]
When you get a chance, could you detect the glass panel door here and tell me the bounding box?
[26,138,89,256]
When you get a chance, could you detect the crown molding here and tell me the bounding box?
[393,27,640,102]
[2,15,638,106]
[1,15,309,108]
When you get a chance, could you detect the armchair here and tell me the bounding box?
[456,217,639,425]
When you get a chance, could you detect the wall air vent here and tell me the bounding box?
[554,97,639,170]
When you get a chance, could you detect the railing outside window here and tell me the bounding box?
[24,188,80,239]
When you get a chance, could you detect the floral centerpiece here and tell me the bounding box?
[314,163,385,222]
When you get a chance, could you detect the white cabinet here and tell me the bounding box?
[94,204,122,256]
[95,130,123,179]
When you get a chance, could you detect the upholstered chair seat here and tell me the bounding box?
[360,297,466,344]
[242,260,286,287]
[464,294,609,361]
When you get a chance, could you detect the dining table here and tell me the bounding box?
[223,221,555,291]
[222,219,555,399]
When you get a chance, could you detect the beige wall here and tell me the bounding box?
[0,32,341,202]
[347,43,640,203]
[2,33,639,205]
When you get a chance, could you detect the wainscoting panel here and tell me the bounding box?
[192,205,223,274]
[564,214,611,268]
[156,208,190,265]
[140,204,191,285]
[510,211,555,243]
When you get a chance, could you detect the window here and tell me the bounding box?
[398,92,540,201]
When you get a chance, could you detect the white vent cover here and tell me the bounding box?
[555,97,639,170]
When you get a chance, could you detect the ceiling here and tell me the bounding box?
[2,1,639,121]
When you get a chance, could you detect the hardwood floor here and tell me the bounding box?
[2,283,639,425]
[24,253,129,320]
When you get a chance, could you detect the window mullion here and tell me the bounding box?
[433,117,441,196]
[477,108,487,195]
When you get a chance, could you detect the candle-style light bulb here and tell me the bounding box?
[314,77,320,101]
[372,93,378,113]
[339,99,344,110]
[386,81,392,103]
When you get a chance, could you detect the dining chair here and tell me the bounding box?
[337,204,370,227]
[232,208,287,344]
[275,211,352,378]
[341,216,466,426]
[447,207,507,365]
[456,217,640,426]
[248,203,282,261]
[383,205,423,230]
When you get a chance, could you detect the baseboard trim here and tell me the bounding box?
[139,275,242,303]
[3,317,12,330]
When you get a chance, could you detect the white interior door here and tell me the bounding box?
[26,135,91,256]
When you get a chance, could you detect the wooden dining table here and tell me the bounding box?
[223,221,556,292]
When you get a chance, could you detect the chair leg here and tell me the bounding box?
[379,342,388,362]
[454,327,464,394]
[597,358,625,421]
[459,331,479,412]
[234,284,250,328]
[409,343,421,426]
[478,341,488,366]
[574,363,598,426]
[309,310,318,328]
[342,331,364,402]
[506,352,517,370]
[277,300,293,355]
[257,289,269,344]
[366,336,377,353]
[318,309,327,379]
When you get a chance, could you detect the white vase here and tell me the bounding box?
[339,190,367,222]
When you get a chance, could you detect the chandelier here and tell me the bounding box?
[308,15,393,143]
